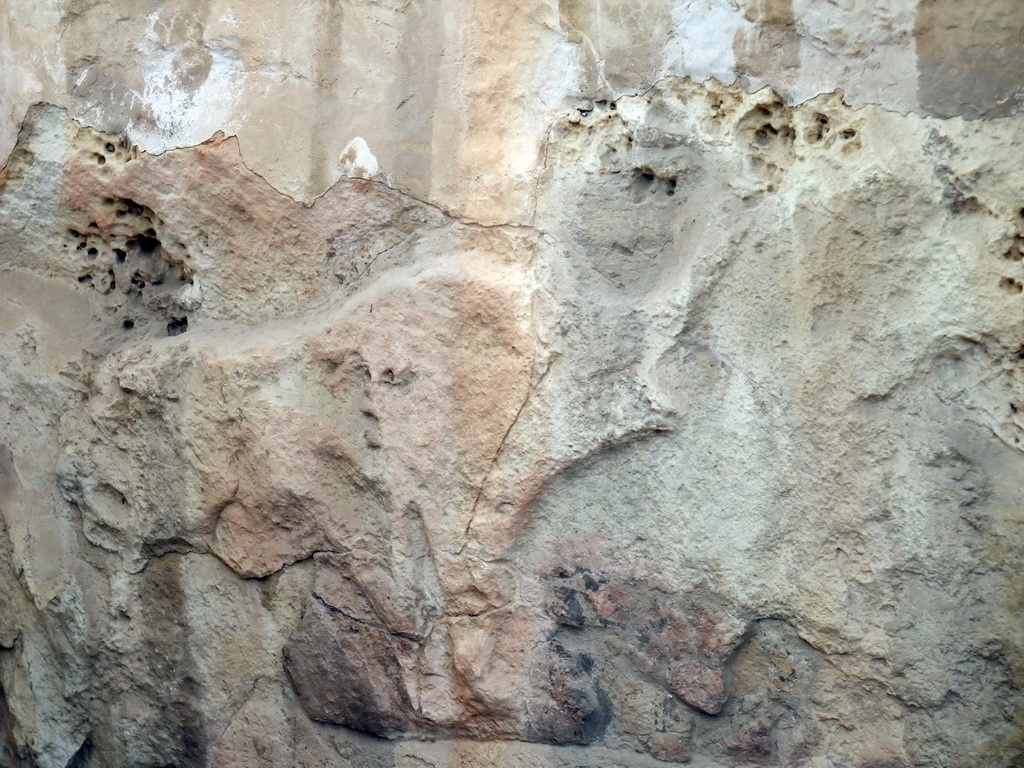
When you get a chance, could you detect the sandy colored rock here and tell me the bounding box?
[1,2,1024,768]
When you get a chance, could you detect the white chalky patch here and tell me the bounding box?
[667,0,748,84]
[338,137,380,179]
[127,11,246,150]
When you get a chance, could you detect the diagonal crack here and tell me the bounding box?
[458,359,552,554]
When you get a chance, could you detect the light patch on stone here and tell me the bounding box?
[127,11,246,150]
[26,0,64,90]
[913,0,1024,118]
[219,9,240,28]
[0,0,58,158]
[668,0,747,84]
[790,0,918,110]
[339,137,380,179]
[177,279,203,312]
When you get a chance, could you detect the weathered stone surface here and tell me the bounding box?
[2,3,1024,767]
[284,593,415,738]
[4,0,1022,221]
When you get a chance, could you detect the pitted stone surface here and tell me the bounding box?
[1,5,1024,767]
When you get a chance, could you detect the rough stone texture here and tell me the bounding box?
[2,2,1024,768]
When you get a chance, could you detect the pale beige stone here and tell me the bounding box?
[1,3,1023,767]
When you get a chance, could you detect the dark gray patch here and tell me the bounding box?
[549,586,586,628]
[284,596,413,738]
[137,556,209,766]
[915,0,1024,118]
[529,642,613,745]
[64,735,93,768]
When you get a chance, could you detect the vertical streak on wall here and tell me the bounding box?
[430,0,578,224]
[733,0,800,89]
[311,0,344,197]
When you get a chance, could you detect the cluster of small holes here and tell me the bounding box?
[753,123,791,147]
[71,226,117,293]
[576,100,618,119]
[67,197,195,336]
[805,111,858,147]
[568,86,861,209]
[630,168,679,201]
[734,101,798,191]
[743,103,796,148]
[86,135,134,169]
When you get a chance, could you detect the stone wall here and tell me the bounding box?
[1,2,1023,767]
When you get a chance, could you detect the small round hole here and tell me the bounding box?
[105,143,115,153]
